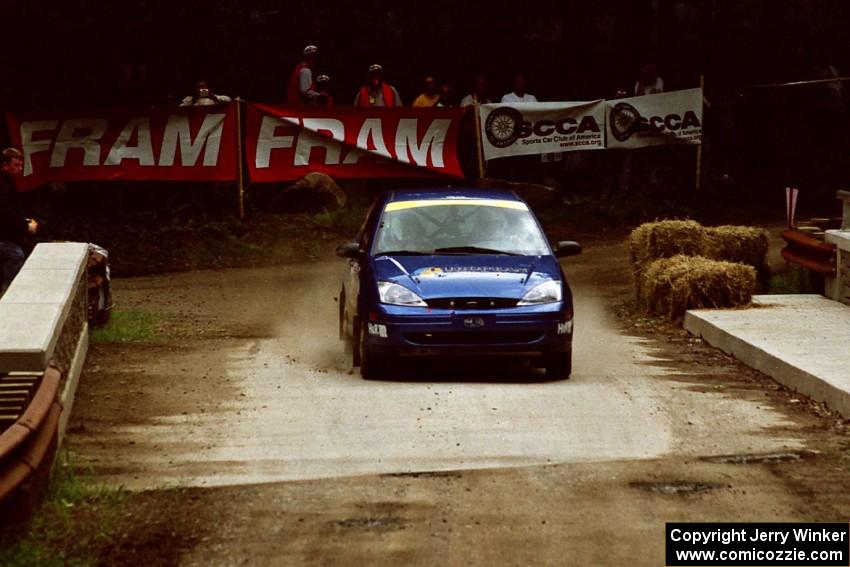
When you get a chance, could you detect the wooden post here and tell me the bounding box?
[235,98,246,220]
[695,74,705,191]
[473,102,486,179]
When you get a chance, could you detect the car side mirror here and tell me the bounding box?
[554,240,582,258]
[336,241,364,259]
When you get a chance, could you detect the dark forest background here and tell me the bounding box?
[1,0,849,209]
[2,0,849,108]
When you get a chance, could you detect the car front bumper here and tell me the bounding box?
[362,303,573,357]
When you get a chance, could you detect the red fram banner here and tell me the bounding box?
[7,104,239,191]
[244,103,464,182]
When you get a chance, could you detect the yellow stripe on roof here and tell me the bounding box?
[385,199,528,212]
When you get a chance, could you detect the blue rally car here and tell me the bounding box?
[336,188,581,379]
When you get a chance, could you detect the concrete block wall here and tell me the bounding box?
[826,191,850,306]
[0,243,89,373]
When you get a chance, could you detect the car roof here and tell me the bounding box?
[386,188,522,203]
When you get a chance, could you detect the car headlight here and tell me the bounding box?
[378,281,427,307]
[517,280,562,305]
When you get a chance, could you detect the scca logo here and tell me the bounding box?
[485,107,600,148]
[516,116,600,138]
[610,102,701,142]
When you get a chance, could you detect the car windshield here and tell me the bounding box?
[372,198,550,256]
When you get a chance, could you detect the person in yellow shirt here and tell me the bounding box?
[412,76,440,107]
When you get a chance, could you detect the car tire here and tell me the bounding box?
[359,322,393,380]
[544,351,572,380]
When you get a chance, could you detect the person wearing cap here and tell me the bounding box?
[180,79,232,106]
[287,45,320,106]
[354,64,402,107]
[412,76,439,108]
[316,75,334,107]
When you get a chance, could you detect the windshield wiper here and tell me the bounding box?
[375,250,434,256]
[433,246,519,255]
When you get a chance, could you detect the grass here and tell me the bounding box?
[768,265,821,295]
[91,309,165,343]
[0,450,127,567]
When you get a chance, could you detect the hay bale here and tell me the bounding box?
[628,220,706,298]
[704,225,769,268]
[642,255,756,322]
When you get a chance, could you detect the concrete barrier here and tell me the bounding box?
[685,294,850,418]
[0,242,90,510]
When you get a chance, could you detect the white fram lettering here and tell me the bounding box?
[342,118,392,164]
[159,113,226,167]
[49,118,109,168]
[104,116,155,166]
[295,118,345,165]
[395,118,449,167]
[19,120,58,177]
[255,115,297,168]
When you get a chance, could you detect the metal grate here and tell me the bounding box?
[0,372,43,433]
[425,297,519,310]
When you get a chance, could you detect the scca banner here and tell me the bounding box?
[7,104,238,191]
[606,88,703,149]
[245,103,464,182]
[478,100,605,160]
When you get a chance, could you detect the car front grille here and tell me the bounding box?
[425,297,518,310]
[403,331,543,346]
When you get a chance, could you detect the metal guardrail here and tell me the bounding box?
[0,365,62,504]
[0,242,90,511]
[780,229,837,276]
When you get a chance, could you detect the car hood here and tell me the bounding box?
[372,254,562,300]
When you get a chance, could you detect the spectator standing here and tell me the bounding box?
[634,63,664,95]
[437,83,453,107]
[501,74,538,103]
[412,76,440,107]
[316,75,335,107]
[287,45,320,106]
[180,80,232,106]
[354,64,402,107]
[0,148,36,294]
[460,76,491,109]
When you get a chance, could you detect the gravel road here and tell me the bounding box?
[66,239,850,566]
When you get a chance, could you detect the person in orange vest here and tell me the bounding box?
[287,45,320,106]
[354,64,402,107]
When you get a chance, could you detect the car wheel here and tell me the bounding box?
[359,322,393,380]
[544,351,572,380]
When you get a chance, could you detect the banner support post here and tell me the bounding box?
[695,74,705,192]
[473,103,486,179]
[235,98,246,220]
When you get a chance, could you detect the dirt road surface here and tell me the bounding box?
[68,239,850,566]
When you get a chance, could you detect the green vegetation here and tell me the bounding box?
[768,265,820,295]
[91,309,165,343]
[0,451,126,567]
[312,206,368,233]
